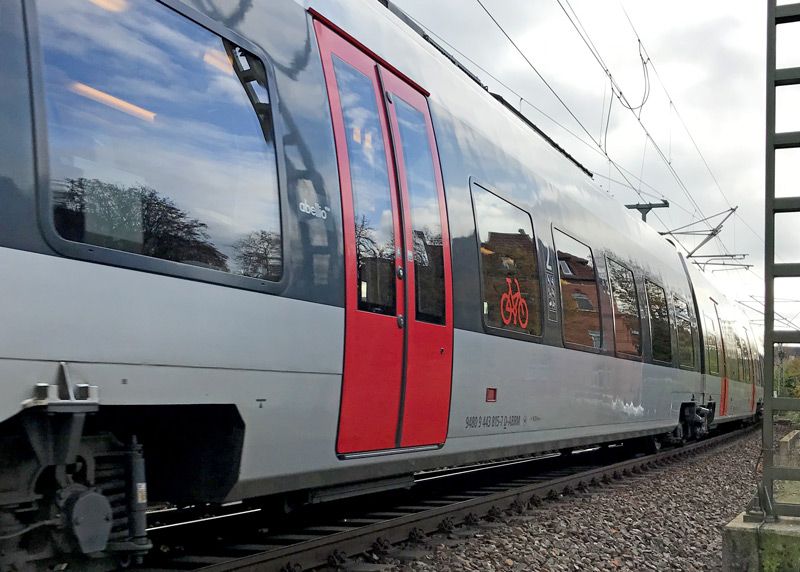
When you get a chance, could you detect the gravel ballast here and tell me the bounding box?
[372,431,761,572]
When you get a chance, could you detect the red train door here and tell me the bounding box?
[315,21,454,455]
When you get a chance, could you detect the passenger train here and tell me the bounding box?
[0,0,762,568]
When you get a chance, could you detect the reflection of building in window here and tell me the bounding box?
[588,330,601,348]
[473,186,542,336]
[572,292,594,311]
[554,229,601,349]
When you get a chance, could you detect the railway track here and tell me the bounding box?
[140,424,757,572]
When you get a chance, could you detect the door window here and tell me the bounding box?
[332,57,397,315]
[393,97,445,324]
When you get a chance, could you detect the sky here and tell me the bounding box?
[391,0,799,335]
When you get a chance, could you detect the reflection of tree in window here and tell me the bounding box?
[674,297,695,369]
[55,178,228,271]
[332,57,397,315]
[607,259,642,357]
[646,281,672,363]
[234,230,282,281]
[353,214,395,314]
[554,229,600,348]
[473,187,541,336]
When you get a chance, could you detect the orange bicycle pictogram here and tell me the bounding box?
[500,277,528,328]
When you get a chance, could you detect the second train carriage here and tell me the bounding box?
[0,0,761,568]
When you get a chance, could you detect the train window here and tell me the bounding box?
[745,329,756,384]
[704,314,720,375]
[674,297,696,369]
[607,259,641,357]
[394,97,445,324]
[473,186,542,337]
[721,321,739,380]
[553,229,601,349]
[735,335,743,381]
[332,57,397,314]
[746,339,753,383]
[40,0,282,281]
[738,335,751,383]
[645,281,672,363]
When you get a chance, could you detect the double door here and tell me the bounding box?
[315,21,454,455]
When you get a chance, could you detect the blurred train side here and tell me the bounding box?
[0,0,761,514]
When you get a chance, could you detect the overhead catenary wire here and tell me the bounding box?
[403,2,736,260]
[472,0,722,256]
[472,0,684,245]
[558,0,651,115]
[552,0,756,263]
[398,12,682,210]
[554,0,709,224]
[617,0,769,256]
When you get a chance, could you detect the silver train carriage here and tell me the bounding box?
[0,0,762,568]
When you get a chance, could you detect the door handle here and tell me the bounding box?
[397,315,405,329]
[397,266,404,280]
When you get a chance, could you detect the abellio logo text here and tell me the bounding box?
[299,201,329,220]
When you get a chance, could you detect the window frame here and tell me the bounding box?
[470,180,544,343]
[27,0,288,295]
[552,226,603,353]
[644,279,673,366]
[605,257,643,360]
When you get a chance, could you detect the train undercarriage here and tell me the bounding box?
[0,375,756,571]
[0,373,149,571]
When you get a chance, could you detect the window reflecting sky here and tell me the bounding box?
[39,0,281,276]
[394,98,441,241]
[394,97,445,324]
[332,57,396,313]
[333,57,395,259]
